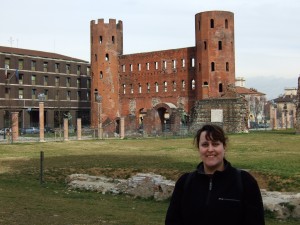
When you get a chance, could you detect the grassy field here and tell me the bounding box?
[0,130,299,225]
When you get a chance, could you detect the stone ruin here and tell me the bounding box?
[66,173,300,220]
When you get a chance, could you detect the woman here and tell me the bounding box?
[165,124,265,225]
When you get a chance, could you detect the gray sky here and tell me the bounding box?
[1,0,299,99]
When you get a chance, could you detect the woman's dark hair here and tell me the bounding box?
[193,124,228,148]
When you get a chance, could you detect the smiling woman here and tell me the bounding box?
[165,124,265,225]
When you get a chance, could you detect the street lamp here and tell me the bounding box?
[96,94,103,139]
[38,93,45,142]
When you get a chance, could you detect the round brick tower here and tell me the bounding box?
[195,11,235,99]
[90,19,123,132]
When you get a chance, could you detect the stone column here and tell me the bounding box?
[11,112,19,142]
[64,118,69,141]
[120,117,125,139]
[39,101,45,142]
[77,118,82,140]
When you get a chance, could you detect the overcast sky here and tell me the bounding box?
[1,0,299,99]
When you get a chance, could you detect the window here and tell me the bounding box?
[55,63,60,73]
[105,53,109,61]
[204,81,208,86]
[164,81,167,92]
[138,63,141,71]
[100,71,103,79]
[19,89,24,99]
[155,62,158,70]
[172,60,176,69]
[55,77,60,87]
[182,80,185,90]
[44,76,48,86]
[191,79,196,90]
[77,78,81,88]
[146,62,150,70]
[67,91,71,100]
[66,77,71,87]
[18,59,24,70]
[55,90,59,100]
[86,91,90,101]
[112,36,115,44]
[5,88,10,99]
[77,91,81,101]
[31,61,36,71]
[225,19,228,29]
[219,83,223,92]
[77,65,81,75]
[130,84,133,94]
[211,62,215,72]
[173,81,176,92]
[204,41,207,50]
[182,59,185,68]
[32,89,36,100]
[66,64,71,74]
[190,58,195,67]
[43,62,48,72]
[18,74,23,84]
[130,64,133,72]
[31,75,36,85]
[218,41,222,50]
[147,83,150,93]
[138,83,142,93]
[155,82,159,93]
[123,84,126,94]
[122,65,126,72]
[210,19,214,28]
[99,36,102,44]
[163,61,167,70]
[5,58,10,69]
[226,62,229,71]
[87,79,91,89]
[44,90,48,100]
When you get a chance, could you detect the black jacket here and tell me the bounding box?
[165,160,265,225]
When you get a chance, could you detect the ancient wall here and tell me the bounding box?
[190,97,248,133]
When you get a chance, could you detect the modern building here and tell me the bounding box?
[90,11,248,136]
[0,46,91,130]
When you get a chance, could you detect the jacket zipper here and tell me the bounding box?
[218,197,240,202]
[206,177,212,205]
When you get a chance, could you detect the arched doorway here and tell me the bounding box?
[157,107,170,132]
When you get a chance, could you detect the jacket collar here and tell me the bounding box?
[196,159,231,175]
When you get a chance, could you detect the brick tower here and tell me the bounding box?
[195,11,235,99]
[90,19,123,131]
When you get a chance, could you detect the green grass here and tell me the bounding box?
[0,130,299,224]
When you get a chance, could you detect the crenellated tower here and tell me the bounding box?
[90,19,123,131]
[195,11,235,99]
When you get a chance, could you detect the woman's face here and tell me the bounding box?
[199,131,225,174]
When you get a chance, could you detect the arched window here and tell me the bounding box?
[191,79,196,90]
[226,62,229,71]
[210,19,214,28]
[219,83,223,92]
[147,83,150,93]
[105,53,109,61]
[138,83,142,93]
[155,82,159,93]
[218,41,222,50]
[173,81,176,91]
[123,84,126,94]
[182,80,185,90]
[100,71,103,79]
[164,81,167,92]
[211,62,215,72]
